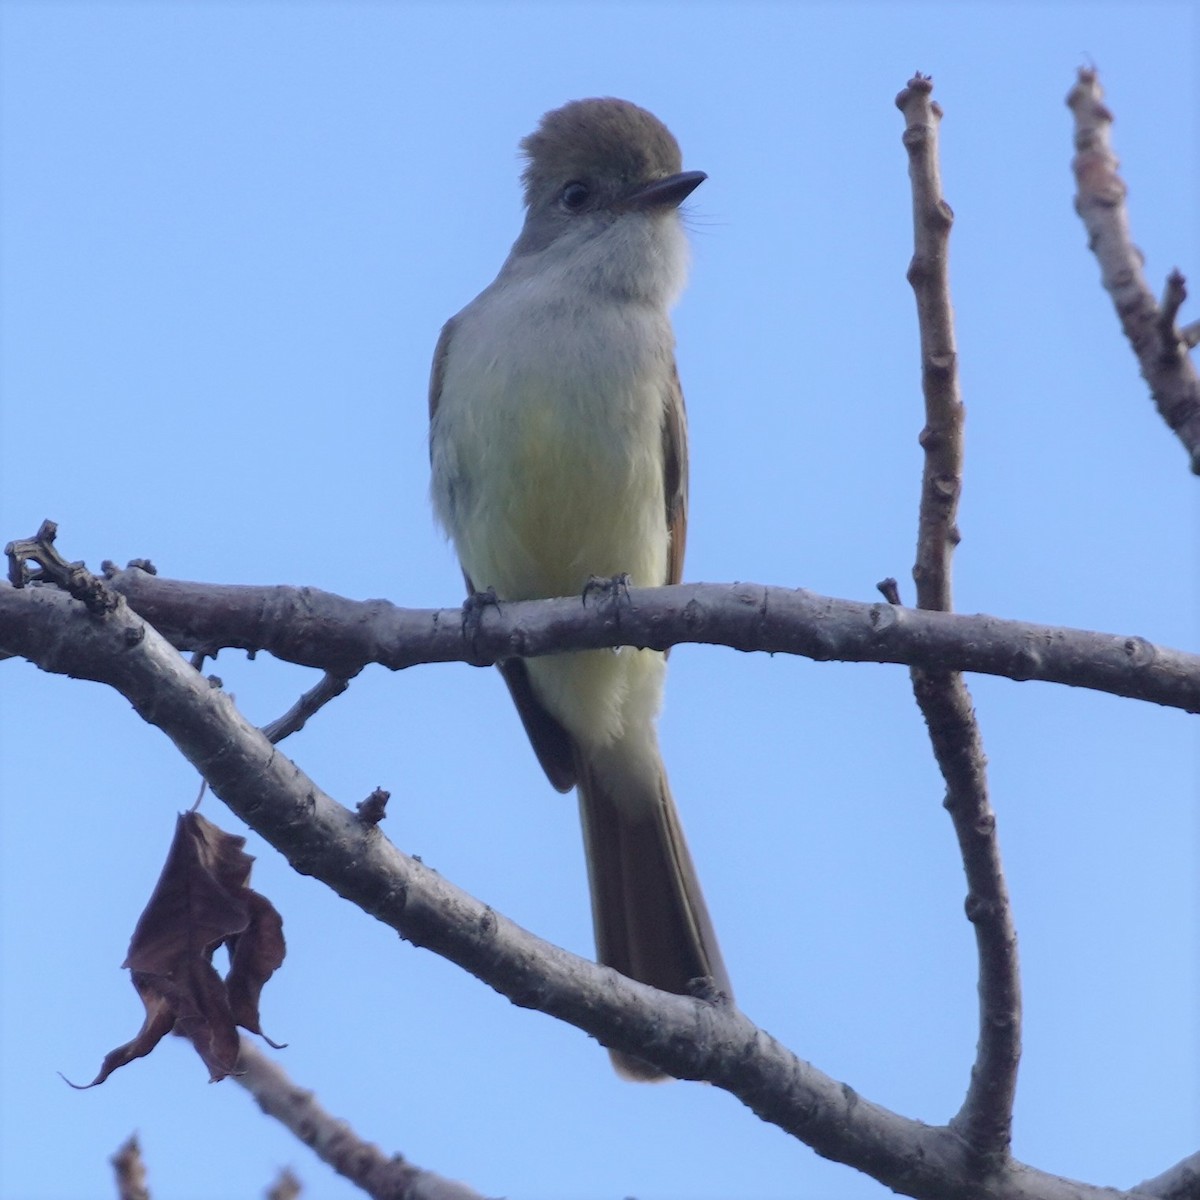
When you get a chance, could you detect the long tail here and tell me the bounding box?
[576,744,731,1081]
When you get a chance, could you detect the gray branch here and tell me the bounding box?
[0,577,1187,1200]
[1134,1153,1200,1200]
[77,569,1200,715]
[1067,67,1200,474]
[234,1040,489,1200]
[897,73,1020,1164]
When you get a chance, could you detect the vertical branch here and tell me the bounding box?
[1067,67,1200,474]
[898,78,962,614]
[895,74,1021,1165]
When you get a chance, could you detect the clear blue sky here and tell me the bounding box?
[1,4,1196,1198]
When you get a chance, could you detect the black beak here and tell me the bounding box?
[626,169,707,212]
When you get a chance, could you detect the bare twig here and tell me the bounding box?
[85,569,1200,714]
[260,670,359,744]
[896,76,961,614]
[235,1041,488,1200]
[1159,271,1188,343]
[110,1134,151,1200]
[1067,67,1200,474]
[265,1167,302,1200]
[2,573,1178,1200]
[897,72,1021,1165]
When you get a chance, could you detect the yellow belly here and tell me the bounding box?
[459,389,668,602]
[455,390,669,748]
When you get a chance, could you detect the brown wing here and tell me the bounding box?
[662,359,689,588]
[432,319,577,790]
[432,320,578,792]
[496,657,577,792]
[470,563,577,792]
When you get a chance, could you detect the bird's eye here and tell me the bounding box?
[560,181,590,212]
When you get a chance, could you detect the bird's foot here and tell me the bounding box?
[581,572,632,608]
[461,585,499,643]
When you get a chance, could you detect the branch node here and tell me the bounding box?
[1123,635,1157,668]
[5,520,118,614]
[926,351,957,377]
[356,788,390,826]
[875,578,902,605]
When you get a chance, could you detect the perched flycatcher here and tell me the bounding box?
[429,98,729,1079]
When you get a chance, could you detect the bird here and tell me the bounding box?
[428,98,730,1079]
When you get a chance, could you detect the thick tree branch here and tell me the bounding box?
[0,578,1178,1200]
[1067,67,1200,474]
[234,1040,488,1200]
[1135,1152,1200,1200]
[59,569,1198,714]
[898,73,1020,1164]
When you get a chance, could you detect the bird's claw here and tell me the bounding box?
[581,572,632,607]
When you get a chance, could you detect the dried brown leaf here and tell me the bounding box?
[67,811,285,1087]
[227,890,286,1045]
